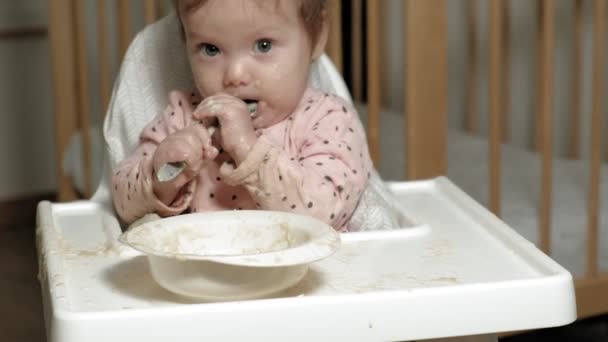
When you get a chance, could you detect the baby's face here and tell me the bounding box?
[182,0,319,128]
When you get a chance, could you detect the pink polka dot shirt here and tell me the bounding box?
[112,87,373,232]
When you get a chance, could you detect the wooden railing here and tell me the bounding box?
[49,0,162,201]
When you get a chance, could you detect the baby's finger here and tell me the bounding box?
[193,95,244,119]
[153,139,189,168]
[195,95,230,115]
[203,144,219,160]
[188,124,219,161]
[188,122,213,140]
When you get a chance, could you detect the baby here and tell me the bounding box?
[111,0,373,232]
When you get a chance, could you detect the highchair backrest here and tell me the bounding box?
[94,11,412,231]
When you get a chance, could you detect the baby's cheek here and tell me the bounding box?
[191,67,220,97]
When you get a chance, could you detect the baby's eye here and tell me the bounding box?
[200,43,220,57]
[254,39,272,53]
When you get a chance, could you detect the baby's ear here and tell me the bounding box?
[311,16,329,60]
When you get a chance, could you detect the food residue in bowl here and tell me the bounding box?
[124,221,298,257]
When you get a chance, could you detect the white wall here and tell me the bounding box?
[382,0,607,158]
[0,0,156,200]
[0,0,54,200]
[0,1,45,31]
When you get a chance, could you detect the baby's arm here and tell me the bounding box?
[112,90,214,224]
[219,96,373,231]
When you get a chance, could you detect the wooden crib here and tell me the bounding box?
[48,0,606,324]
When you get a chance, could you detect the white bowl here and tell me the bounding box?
[119,210,340,301]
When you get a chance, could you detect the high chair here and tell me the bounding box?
[37,11,576,342]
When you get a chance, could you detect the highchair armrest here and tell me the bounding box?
[35,177,576,342]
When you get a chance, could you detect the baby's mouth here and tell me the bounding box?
[244,99,258,116]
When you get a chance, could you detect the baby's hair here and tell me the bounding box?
[174,0,328,46]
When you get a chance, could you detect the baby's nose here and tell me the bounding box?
[224,59,251,88]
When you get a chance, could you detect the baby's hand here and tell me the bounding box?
[152,124,218,203]
[194,94,257,164]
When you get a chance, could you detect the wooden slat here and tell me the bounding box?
[502,0,511,143]
[534,0,544,152]
[117,0,131,59]
[351,0,363,101]
[378,0,388,103]
[326,0,343,74]
[145,0,158,25]
[466,0,478,134]
[587,0,605,277]
[569,0,583,159]
[538,0,555,254]
[98,0,111,119]
[74,0,93,197]
[575,274,608,319]
[49,0,79,202]
[366,0,381,167]
[489,0,504,216]
[405,0,447,180]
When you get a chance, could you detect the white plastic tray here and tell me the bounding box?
[36,177,576,342]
